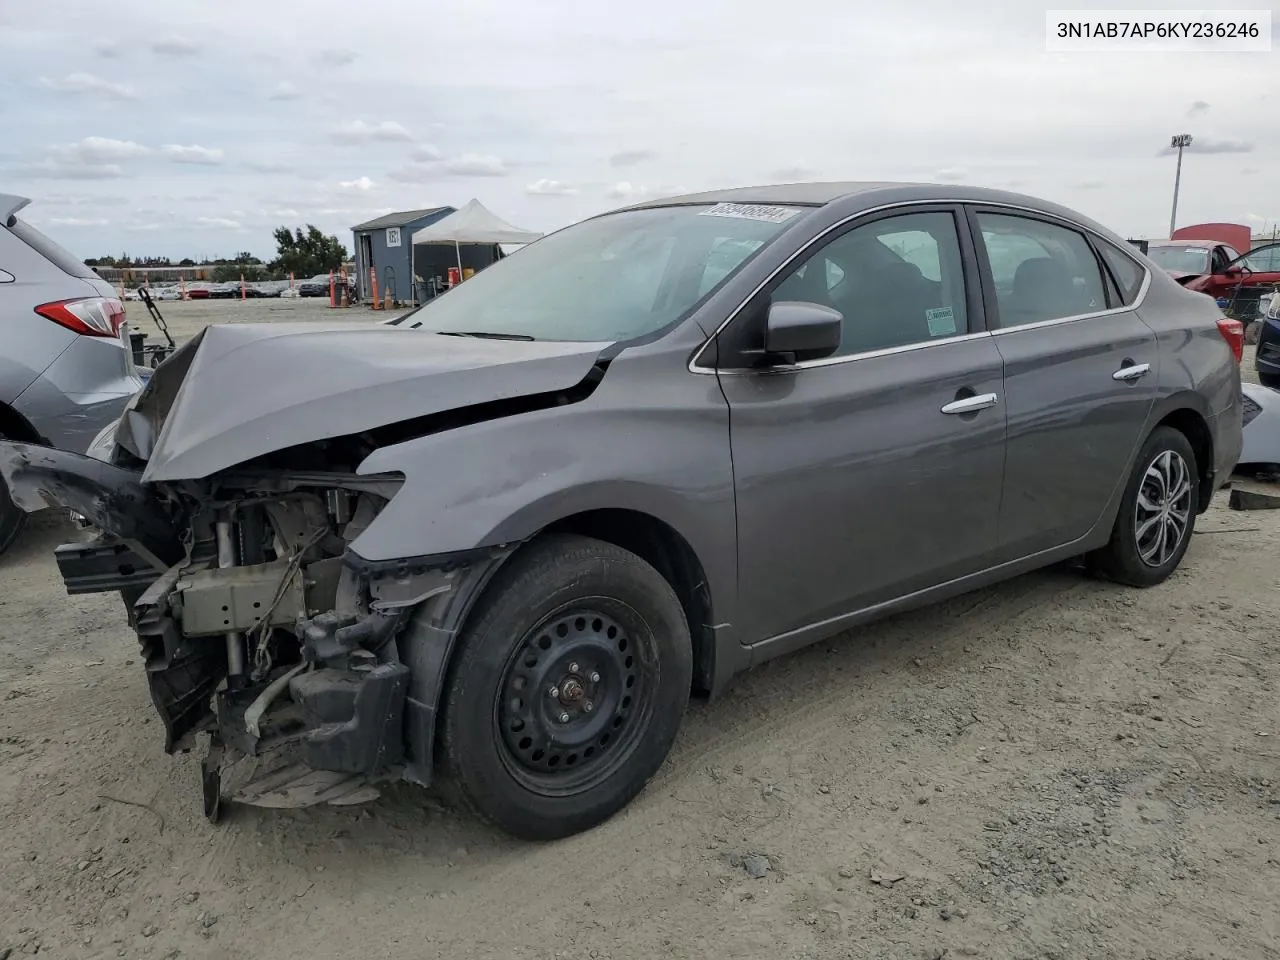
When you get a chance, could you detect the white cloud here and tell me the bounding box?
[607,182,646,200]
[338,176,377,191]
[329,120,413,145]
[934,168,968,182]
[49,216,109,227]
[318,48,358,67]
[39,72,137,101]
[21,161,125,180]
[269,81,303,101]
[527,179,577,196]
[161,144,225,165]
[245,160,291,174]
[605,182,685,201]
[609,149,656,168]
[150,37,199,56]
[195,217,242,229]
[51,137,151,164]
[409,143,444,162]
[92,39,123,59]
[389,153,510,182]
[440,154,508,177]
[1074,179,1107,190]
[1187,100,1210,117]
[769,165,820,181]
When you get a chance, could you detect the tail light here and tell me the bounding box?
[1216,317,1244,364]
[35,297,126,338]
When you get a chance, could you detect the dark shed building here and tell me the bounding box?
[351,206,454,305]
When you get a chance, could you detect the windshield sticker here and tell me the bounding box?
[699,203,802,224]
[926,306,958,337]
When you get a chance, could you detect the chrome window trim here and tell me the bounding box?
[688,198,1153,375]
[714,331,994,377]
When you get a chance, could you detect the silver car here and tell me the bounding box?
[0,194,143,554]
[0,182,1244,840]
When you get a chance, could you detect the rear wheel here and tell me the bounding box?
[1089,426,1198,587]
[0,431,27,557]
[440,534,692,840]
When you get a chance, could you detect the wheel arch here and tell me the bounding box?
[1153,403,1215,512]
[0,401,44,444]
[394,507,722,789]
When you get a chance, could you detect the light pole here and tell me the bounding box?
[1169,133,1193,237]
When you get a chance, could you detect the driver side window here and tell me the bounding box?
[771,210,969,358]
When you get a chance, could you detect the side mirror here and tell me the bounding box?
[764,300,843,363]
[1221,264,1244,277]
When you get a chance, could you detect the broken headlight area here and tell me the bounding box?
[53,466,462,818]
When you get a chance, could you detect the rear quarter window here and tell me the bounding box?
[6,217,98,279]
[1097,241,1145,306]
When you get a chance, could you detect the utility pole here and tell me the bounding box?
[1169,134,1193,238]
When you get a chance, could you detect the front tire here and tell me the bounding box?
[440,534,693,840]
[1089,426,1199,587]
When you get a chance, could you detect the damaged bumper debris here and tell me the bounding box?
[0,436,499,818]
[0,320,584,820]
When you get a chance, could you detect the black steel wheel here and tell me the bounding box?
[440,534,692,840]
[496,607,655,795]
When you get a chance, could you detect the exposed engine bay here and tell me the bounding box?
[46,465,458,820]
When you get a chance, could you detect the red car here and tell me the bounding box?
[1181,241,1280,320]
[1145,239,1243,283]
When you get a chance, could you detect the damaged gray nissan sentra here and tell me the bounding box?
[0,183,1244,840]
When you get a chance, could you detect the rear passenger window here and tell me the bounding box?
[1097,241,1145,305]
[976,213,1107,328]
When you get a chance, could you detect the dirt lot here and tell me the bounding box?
[1,321,1276,960]
[126,297,399,347]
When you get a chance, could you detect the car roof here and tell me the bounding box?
[619,181,1121,236]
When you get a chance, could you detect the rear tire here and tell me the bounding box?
[1089,426,1198,587]
[440,534,692,841]
[1260,372,1280,390]
[0,432,27,557]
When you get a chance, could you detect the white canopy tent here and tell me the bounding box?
[410,199,543,292]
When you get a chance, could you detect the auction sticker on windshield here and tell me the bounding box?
[699,203,803,224]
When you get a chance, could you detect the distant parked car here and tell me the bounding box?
[186,283,212,300]
[152,285,181,301]
[297,272,356,299]
[0,182,1245,839]
[1146,239,1242,282]
[1255,291,1280,389]
[207,281,237,299]
[0,193,143,555]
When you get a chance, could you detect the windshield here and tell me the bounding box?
[394,204,803,341]
[1147,244,1210,274]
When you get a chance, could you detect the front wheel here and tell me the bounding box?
[1089,426,1199,587]
[439,534,693,840]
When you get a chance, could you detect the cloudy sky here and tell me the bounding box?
[1,0,1274,261]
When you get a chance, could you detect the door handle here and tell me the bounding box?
[1112,362,1151,382]
[940,393,999,415]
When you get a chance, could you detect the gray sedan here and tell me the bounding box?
[0,182,1244,840]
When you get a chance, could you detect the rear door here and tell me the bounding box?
[714,205,1007,642]
[970,207,1158,558]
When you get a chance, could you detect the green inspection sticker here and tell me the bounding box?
[926,306,957,336]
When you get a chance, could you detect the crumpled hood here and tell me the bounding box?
[129,321,608,482]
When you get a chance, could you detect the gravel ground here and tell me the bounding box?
[125,297,404,347]
[1,311,1275,960]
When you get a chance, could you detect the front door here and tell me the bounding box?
[970,208,1159,558]
[714,206,1007,643]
